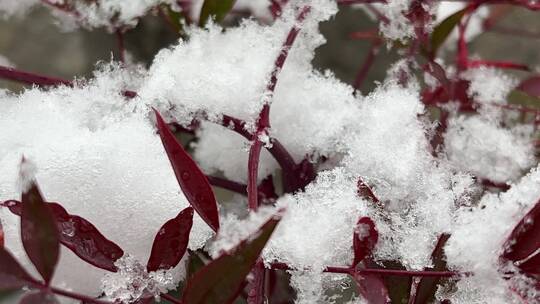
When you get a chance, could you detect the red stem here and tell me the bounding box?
[207,175,248,195]
[27,278,112,304]
[0,66,72,87]
[353,41,381,95]
[270,262,464,277]
[115,29,126,63]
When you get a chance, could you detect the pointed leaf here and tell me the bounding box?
[20,180,59,284]
[518,76,540,98]
[0,247,33,291]
[147,207,194,272]
[353,217,379,266]
[430,7,467,56]
[153,109,220,232]
[199,0,236,26]
[502,200,540,273]
[5,201,123,272]
[353,271,391,304]
[19,291,58,304]
[411,233,450,304]
[182,213,281,304]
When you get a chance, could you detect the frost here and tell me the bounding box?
[101,255,178,303]
[445,115,534,183]
[462,67,518,105]
[444,165,540,303]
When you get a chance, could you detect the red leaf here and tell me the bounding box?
[410,233,450,304]
[19,291,59,304]
[353,217,379,266]
[182,213,281,304]
[4,201,124,272]
[147,207,194,272]
[518,76,540,98]
[153,109,220,232]
[0,247,33,291]
[20,179,60,284]
[353,271,391,304]
[0,220,4,248]
[357,179,382,207]
[502,200,540,274]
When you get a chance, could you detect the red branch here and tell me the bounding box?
[0,66,72,87]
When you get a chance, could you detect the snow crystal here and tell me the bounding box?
[101,255,178,303]
[445,115,534,183]
[0,66,212,297]
[208,205,278,258]
[444,165,540,303]
[144,3,356,182]
[462,67,518,105]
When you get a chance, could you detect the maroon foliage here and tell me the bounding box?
[147,207,194,272]
[153,109,220,232]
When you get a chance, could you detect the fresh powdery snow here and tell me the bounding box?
[0,0,538,303]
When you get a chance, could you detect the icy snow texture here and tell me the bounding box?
[343,82,474,269]
[101,255,178,303]
[0,67,212,297]
[144,1,357,182]
[444,165,540,303]
[462,67,518,104]
[445,115,534,183]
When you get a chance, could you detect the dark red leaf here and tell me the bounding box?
[518,76,540,98]
[357,179,382,207]
[147,207,194,272]
[4,201,124,272]
[20,179,60,284]
[0,220,4,248]
[153,109,220,232]
[182,213,281,304]
[502,199,540,274]
[0,247,33,291]
[353,271,391,304]
[19,291,59,304]
[411,233,450,304]
[353,217,379,266]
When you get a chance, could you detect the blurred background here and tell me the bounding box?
[2,4,540,93]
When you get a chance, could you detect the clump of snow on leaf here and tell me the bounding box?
[343,81,473,270]
[462,67,518,105]
[445,115,534,183]
[443,165,540,303]
[0,66,212,296]
[101,255,178,303]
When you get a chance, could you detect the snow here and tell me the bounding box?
[101,255,178,303]
[462,67,518,105]
[0,66,212,297]
[444,165,540,303]
[445,115,534,183]
[0,0,539,303]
